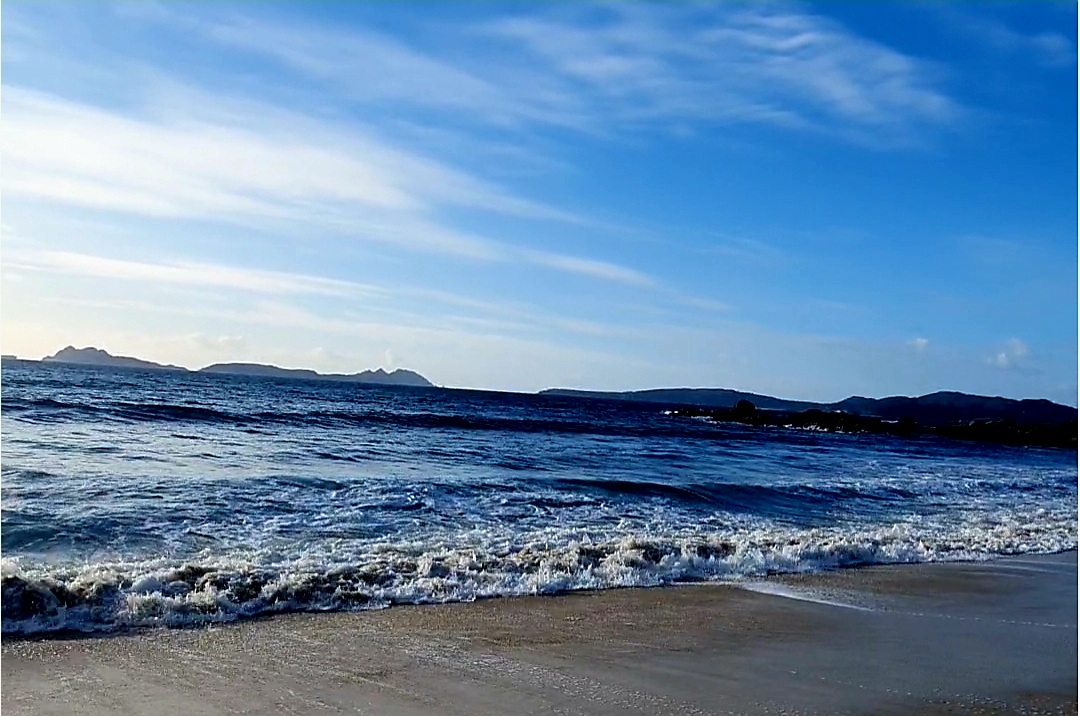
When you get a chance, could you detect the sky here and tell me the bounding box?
[1,1,1077,404]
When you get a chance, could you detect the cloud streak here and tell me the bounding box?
[2,86,652,284]
[2,87,553,222]
[8,249,383,298]
[7,246,663,344]
[934,7,1076,67]
[499,3,958,145]
[185,3,960,146]
[522,250,655,286]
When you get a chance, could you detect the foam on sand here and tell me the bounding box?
[3,505,1074,635]
[3,553,1075,715]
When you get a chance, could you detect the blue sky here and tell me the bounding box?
[2,1,1076,403]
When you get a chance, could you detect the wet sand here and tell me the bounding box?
[3,552,1076,715]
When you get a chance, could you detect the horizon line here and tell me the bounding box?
[5,344,1076,408]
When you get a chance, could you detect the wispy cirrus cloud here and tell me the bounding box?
[7,249,383,298]
[176,2,959,146]
[482,4,959,143]
[702,233,792,266]
[522,250,655,287]
[1,86,651,283]
[6,246,658,343]
[2,87,563,223]
[672,296,734,313]
[932,6,1076,68]
[200,17,547,126]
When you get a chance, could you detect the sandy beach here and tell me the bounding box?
[3,552,1075,716]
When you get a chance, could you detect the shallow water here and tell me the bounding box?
[2,360,1075,634]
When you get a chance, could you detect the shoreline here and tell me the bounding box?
[4,549,1077,642]
[3,552,1076,715]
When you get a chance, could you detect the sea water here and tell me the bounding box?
[2,361,1075,634]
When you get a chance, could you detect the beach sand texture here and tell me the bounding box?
[3,552,1076,716]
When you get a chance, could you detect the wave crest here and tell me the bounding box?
[4,512,1074,636]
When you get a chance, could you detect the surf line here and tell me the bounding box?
[735,582,875,612]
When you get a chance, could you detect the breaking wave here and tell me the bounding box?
[4,508,1075,636]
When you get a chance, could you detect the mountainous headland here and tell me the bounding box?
[34,346,435,388]
[200,362,432,387]
[41,346,188,372]
[542,387,1078,449]
[540,387,1076,426]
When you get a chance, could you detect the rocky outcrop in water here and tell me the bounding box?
[668,402,1077,449]
[544,388,1077,428]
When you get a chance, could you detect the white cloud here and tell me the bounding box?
[192,334,248,354]
[704,234,791,265]
[1,87,558,223]
[2,86,657,285]
[674,296,734,313]
[987,338,1030,370]
[175,3,958,145]
[6,245,659,347]
[1006,338,1029,358]
[934,7,1076,67]
[153,333,250,364]
[478,3,958,145]
[204,18,523,121]
[909,337,930,352]
[7,249,382,298]
[522,250,654,286]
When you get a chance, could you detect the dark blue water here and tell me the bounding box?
[2,360,1075,634]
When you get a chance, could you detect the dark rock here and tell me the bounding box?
[667,403,1076,450]
[732,399,757,420]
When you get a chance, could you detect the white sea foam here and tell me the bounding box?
[736,582,875,611]
[3,505,1074,635]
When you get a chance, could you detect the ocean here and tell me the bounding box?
[2,360,1076,635]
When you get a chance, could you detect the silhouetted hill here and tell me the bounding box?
[345,367,433,388]
[832,391,1076,427]
[540,387,1075,427]
[199,363,433,387]
[541,388,819,412]
[199,363,320,379]
[666,401,1077,449]
[43,346,188,371]
[37,346,434,387]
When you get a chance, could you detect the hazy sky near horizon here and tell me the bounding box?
[2,1,1076,403]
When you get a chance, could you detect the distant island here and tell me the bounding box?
[540,387,1076,427]
[41,346,189,372]
[200,362,433,387]
[542,387,1078,449]
[35,346,435,388]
